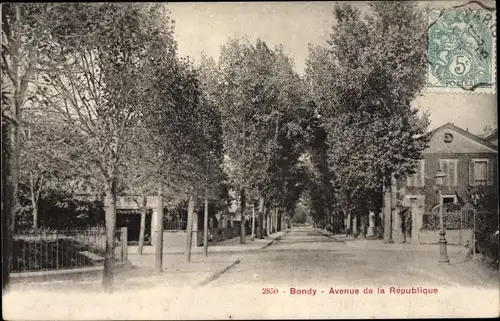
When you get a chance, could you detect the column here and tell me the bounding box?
[367,211,375,237]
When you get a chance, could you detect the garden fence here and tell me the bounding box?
[11,227,128,273]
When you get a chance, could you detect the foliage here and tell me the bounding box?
[217,37,312,212]
[292,201,309,224]
[464,185,498,212]
[305,1,430,225]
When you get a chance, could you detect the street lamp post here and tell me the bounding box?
[435,169,450,264]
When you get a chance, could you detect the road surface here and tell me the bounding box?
[4,226,499,320]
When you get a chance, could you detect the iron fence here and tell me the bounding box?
[11,227,127,273]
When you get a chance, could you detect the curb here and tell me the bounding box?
[260,230,289,249]
[316,229,348,243]
[10,261,133,284]
[195,231,288,286]
[260,236,282,249]
[129,232,290,256]
[196,259,241,287]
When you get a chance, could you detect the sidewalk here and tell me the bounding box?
[317,228,499,288]
[122,230,288,287]
[318,228,464,254]
[128,230,287,255]
[10,230,289,292]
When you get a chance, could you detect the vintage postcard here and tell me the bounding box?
[1,1,498,320]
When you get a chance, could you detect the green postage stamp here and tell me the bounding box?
[427,7,496,93]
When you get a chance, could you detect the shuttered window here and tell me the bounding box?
[406,160,425,187]
[469,159,494,186]
[439,159,458,186]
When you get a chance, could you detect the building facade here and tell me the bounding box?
[392,123,498,244]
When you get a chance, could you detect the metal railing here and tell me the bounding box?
[11,227,127,273]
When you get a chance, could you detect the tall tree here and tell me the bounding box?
[35,3,178,291]
[218,38,312,241]
[305,2,431,237]
[198,54,225,256]
[1,3,72,290]
[218,38,273,244]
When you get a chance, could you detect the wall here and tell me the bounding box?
[162,230,187,248]
[162,226,245,247]
[418,229,473,245]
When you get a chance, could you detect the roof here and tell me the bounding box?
[427,123,498,151]
[484,129,498,141]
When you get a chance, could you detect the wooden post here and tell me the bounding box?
[203,197,209,257]
[121,227,128,262]
[185,195,195,262]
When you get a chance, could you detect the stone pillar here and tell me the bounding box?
[394,209,405,243]
[367,211,375,237]
[346,213,351,235]
[151,208,159,247]
[352,214,358,236]
[192,209,199,247]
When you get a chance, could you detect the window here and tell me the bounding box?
[439,159,458,186]
[469,159,493,186]
[407,160,425,187]
[441,195,457,204]
[474,161,487,185]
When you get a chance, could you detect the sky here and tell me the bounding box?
[166,1,497,136]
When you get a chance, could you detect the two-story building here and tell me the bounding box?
[392,123,498,244]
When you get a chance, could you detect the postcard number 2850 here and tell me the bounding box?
[262,288,279,294]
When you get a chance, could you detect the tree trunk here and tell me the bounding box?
[266,207,271,237]
[2,4,21,291]
[155,181,164,273]
[346,212,352,236]
[30,182,38,230]
[102,179,117,292]
[239,189,246,244]
[32,206,38,230]
[274,207,278,233]
[258,197,265,239]
[203,197,209,257]
[138,195,147,255]
[2,111,19,291]
[251,203,256,240]
[185,195,195,262]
